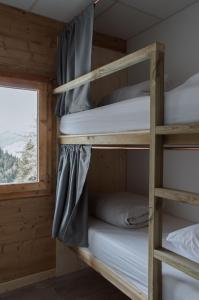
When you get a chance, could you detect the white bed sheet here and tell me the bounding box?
[60,78,199,135]
[85,214,199,300]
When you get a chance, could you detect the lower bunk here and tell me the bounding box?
[73,214,199,300]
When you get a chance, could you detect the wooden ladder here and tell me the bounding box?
[149,48,199,300]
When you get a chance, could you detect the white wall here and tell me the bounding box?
[127,150,199,222]
[127,2,199,222]
[127,1,199,88]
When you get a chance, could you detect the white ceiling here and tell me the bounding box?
[0,0,198,39]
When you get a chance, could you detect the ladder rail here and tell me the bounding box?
[156,123,199,135]
[149,47,199,300]
[155,188,199,205]
[148,45,165,300]
[154,248,199,280]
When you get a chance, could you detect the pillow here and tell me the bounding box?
[89,192,149,229]
[98,75,169,107]
[166,224,199,261]
[98,81,149,107]
[183,73,199,86]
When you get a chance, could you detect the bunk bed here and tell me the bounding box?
[53,42,199,300]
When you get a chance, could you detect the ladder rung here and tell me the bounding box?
[156,123,199,135]
[154,248,199,280]
[155,188,199,205]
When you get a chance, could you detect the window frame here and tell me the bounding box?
[0,76,51,196]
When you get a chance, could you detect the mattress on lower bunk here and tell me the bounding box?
[60,80,199,135]
[85,214,199,300]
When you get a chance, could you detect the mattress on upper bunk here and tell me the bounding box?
[60,74,199,135]
[84,214,199,300]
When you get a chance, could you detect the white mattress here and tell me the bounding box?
[85,214,199,300]
[60,76,199,135]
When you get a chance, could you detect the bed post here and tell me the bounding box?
[148,42,165,300]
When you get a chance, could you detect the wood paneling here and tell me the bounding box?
[88,150,127,194]
[0,197,55,283]
[0,4,126,81]
[0,4,63,79]
[0,4,58,284]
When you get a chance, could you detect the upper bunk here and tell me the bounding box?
[53,42,199,147]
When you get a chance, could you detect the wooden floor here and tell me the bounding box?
[0,269,130,300]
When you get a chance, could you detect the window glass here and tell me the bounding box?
[0,86,38,185]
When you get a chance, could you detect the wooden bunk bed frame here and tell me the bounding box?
[53,42,199,300]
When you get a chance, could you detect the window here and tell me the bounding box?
[0,87,38,185]
[0,77,50,195]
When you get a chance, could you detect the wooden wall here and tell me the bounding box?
[88,150,127,194]
[0,4,63,79]
[0,4,63,284]
[0,197,55,283]
[0,3,127,285]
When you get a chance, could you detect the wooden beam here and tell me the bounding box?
[156,123,199,135]
[164,133,199,145]
[148,46,165,300]
[154,248,199,280]
[93,32,126,53]
[53,42,165,94]
[155,188,199,206]
[59,131,150,145]
[59,131,199,147]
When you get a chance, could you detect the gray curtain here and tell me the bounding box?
[52,145,91,246]
[52,5,94,246]
[55,4,94,117]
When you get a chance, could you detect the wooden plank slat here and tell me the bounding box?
[0,196,55,283]
[154,248,199,280]
[156,123,199,135]
[155,188,199,205]
[148,46,165,300]
[73,247,147,300]
[164,133,199,145]
[53,42,164,94]
[59,131,150,145]
[59,132,199,147]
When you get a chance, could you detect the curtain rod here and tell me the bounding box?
[94,0,101,5]
[91,146,199,150]
[92,146,149,150]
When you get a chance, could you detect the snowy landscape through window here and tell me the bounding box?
[0,86,38,185]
